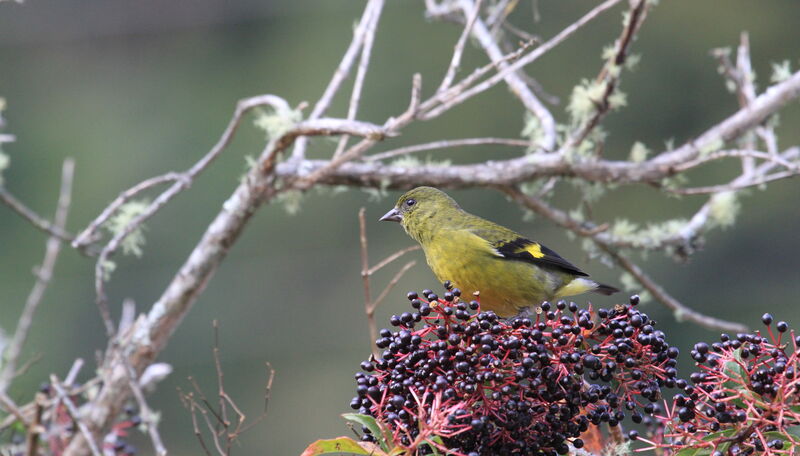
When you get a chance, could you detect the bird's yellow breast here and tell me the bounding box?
[422,230,564,317]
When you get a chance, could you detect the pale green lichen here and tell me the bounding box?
[253,104,303,142]
[520,112,544,152]
[610,218,688,250]
[0,151,9,186]
[104,200,149,257]
[607,90,627,110]
[578,181,608,203]
[274,189,304,215]
[771,60,792,84]
[568,208,585,223]
[625,54,641,71]
[601,45,617,61]
[567,79,606,124]
[362,187,389,202]
[390,155,452,169]
[99,258,117,281]
[660,174,689,194]
[698,137,724,158]
[708,191,740,228]
[611,219,638,239]
[629,141,650,163]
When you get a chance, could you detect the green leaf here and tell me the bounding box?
[721,349,750,409]
[671,429,736,456]
[342,413,390,452]
[673,447,713,456]
[300,437,385,456]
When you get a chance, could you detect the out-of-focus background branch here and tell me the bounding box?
[0,1,799,455]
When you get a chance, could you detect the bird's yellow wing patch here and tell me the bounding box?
[493,237,588,277]
[521,243,545,258]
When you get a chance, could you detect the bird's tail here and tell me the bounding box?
[592,282,620,296]
[556,278,620,298]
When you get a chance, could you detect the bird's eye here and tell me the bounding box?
[405,198,416,207]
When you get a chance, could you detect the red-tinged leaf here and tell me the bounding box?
[300,436,386,456]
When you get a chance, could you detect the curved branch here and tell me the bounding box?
[277,70,800,188]
[501,185,749,333]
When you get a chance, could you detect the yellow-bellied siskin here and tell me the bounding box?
[380,186,618,317]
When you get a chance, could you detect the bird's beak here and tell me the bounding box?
[379,208,402,223]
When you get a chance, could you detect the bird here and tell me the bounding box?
[379,186,618,317]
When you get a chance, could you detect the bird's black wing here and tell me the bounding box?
[493,237,589,277]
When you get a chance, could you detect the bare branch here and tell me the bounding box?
[501,185,750,333]
[600,246,749,333]
[0,185,73,243]
[452,0,557,151]
[421,0,623,121]
[0,158,74,393]
[277,69,800,188]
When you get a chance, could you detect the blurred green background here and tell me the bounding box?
[1,1,799,454]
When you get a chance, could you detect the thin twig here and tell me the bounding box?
[371,260,417,311]
[359,208,420,358]
[458,0,557,151]
[437,0,484,94]
[50,375,103,456]
[0,158,74,393]
[366,137,530,162]
[668,169,800,195]
[501,185,749,333]
[122,360,168,455]
[600,246,749,333]
[358,208,378,358]
[24,393,46,456]
[333,0,385,159]
[564,0,648,152]
[367,245,421,276]
[421,0,623,120]
[292,0,385,161]
[278,69,800,189]
[72,172,184,249]
[0,186,73,243]
[0,391,27,427]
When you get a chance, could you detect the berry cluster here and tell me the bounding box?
[351,284,680,455]
[652,314,800,455]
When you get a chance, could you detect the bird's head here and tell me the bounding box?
[379,186,461,242]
